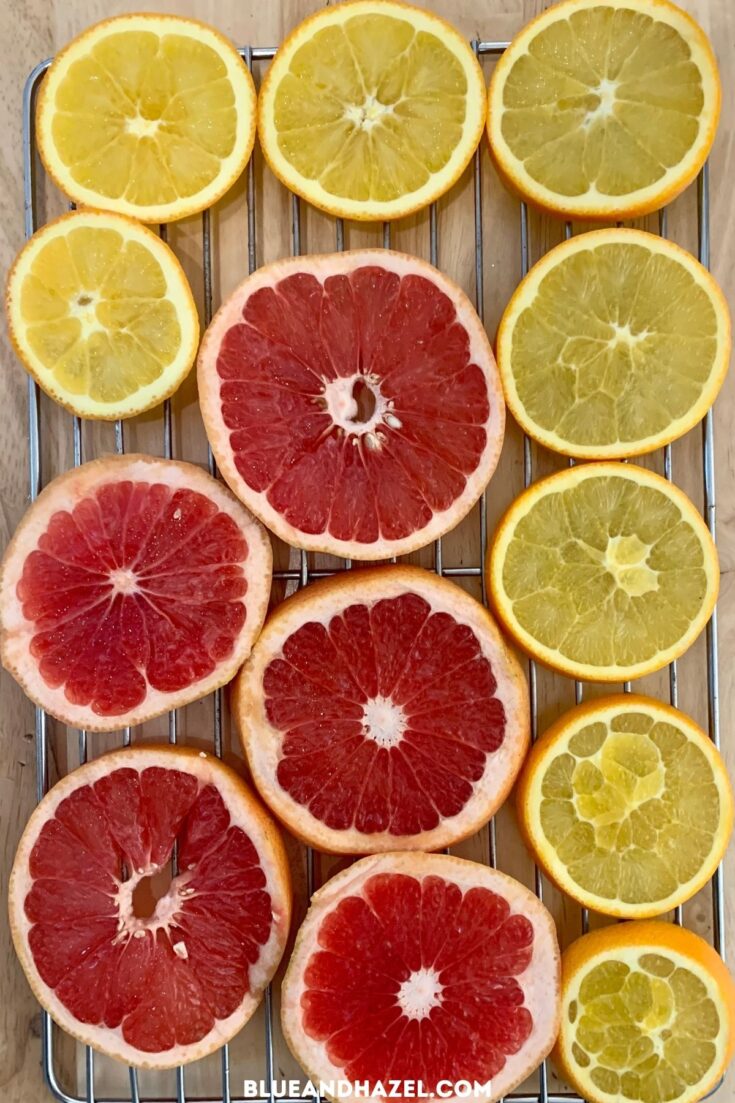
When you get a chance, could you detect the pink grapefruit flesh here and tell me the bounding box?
[8,746,291,1068]
[0,455,272,730]
[281,852,560,1103]
[236,567,529,853]
[198,250,505,559]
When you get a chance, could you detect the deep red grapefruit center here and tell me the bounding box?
[25,765,273,1054]
[264,593,506,835]
[302,872,534,1088]
[17,480,250,717]
[216,265,491,544]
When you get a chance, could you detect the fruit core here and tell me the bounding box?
[397,966,443,1019]
[345,95,394,131]
[322,372,399,448]
[362,695,406,749]
[603,534,658,597]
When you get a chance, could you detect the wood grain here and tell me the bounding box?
[1,1,733,1100]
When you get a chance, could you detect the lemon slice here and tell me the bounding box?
[497,229,731,459]
[488,0,721,219]
[36,14,256,222]
[257,0,487,220]
[6,211,199,419]
[517,694,733,918]
[487,463,718,681]
[555,922,735,1103]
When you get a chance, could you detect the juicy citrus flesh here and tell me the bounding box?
[9,215,198,417]
[565,947,728,1103]
[499,232,730,458]
[526,700,731,914]
[489,466,718,679]
[489,0,720,216]
[260,3,486,218]
[38,17,255,220]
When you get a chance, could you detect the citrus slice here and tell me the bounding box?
[257,0,486,220]
[9,745,291,1067]
[36,14,256,222]
[487,0,721,219]
[6,211,200,420]
[487,463,718,682]
[281,852,561,1103]
[198,250,504,560]
[235,566,529,853]
[0,455,272,730]
[516,694,733,918]
[497,229,731,459]
[555,921,735,1103]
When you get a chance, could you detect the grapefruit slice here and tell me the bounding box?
[281,852,561,1103]
[0,455,272,731]
[235,566,529,853]
[8,746,291,1068]
[554,921,735,1103]
[198,250,504,560]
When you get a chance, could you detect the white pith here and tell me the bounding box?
[397,967,443,1020]
[36,14,256,223]
[488,0,721,219]
[237,567,529,853]
[8,747,291,1069]
[280,852,561,1103]
[496,229,731,460]
[362,695,407,749]
[0,455,272,731]
[490,462,719,682]
[7,211,200,420]
[522,696,733,918]
[198,249,505,560]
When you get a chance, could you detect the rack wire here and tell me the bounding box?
[19,34,725,1103]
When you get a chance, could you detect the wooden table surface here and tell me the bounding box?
[1,1,734,1101]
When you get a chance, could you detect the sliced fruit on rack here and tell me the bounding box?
[198,250,504,560]
[487,0,721,219]
[235,566,529,853]
[517,694,733,918]
[8,746,291,1068]
[257,0,486,221]
[555,921,735,1103]
[0,455,271,731]
[497,229,731,459]
[36,13,256,222]
[6,211,200,420]
[487,463,718,682]
[281,852,560,1103]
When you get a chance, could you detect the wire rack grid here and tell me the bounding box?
[17,31,724,1103]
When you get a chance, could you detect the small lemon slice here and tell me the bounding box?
[497,229,731,458]
[488,0,721,219]
[36,14,256,222]
[257,0,487,220]
[6,211,199,419]
[517,694,733,917]
[555,922,735,1103]
[487,462,718,681]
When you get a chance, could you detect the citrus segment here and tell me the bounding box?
[487,0,721,219]
[8,746,291,1067]
[517,695,733,917]
[555,922,735,1103]
[236,567,528,853]
[0,456,272,730]
[497,229,731,458]
[487,463,718,681]
[6,211,199,419]
[198,250,504,559]
[258,1,486,220]
[281,852,560,1103]
[36,14,256,221]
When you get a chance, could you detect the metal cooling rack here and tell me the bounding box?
[19,34,725,1103]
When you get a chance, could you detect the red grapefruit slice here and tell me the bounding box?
[0,455,272,730]
[235,567,529,853]
[197,250,504,559]
[281,852,561,1103]
[8,746,291,1068]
